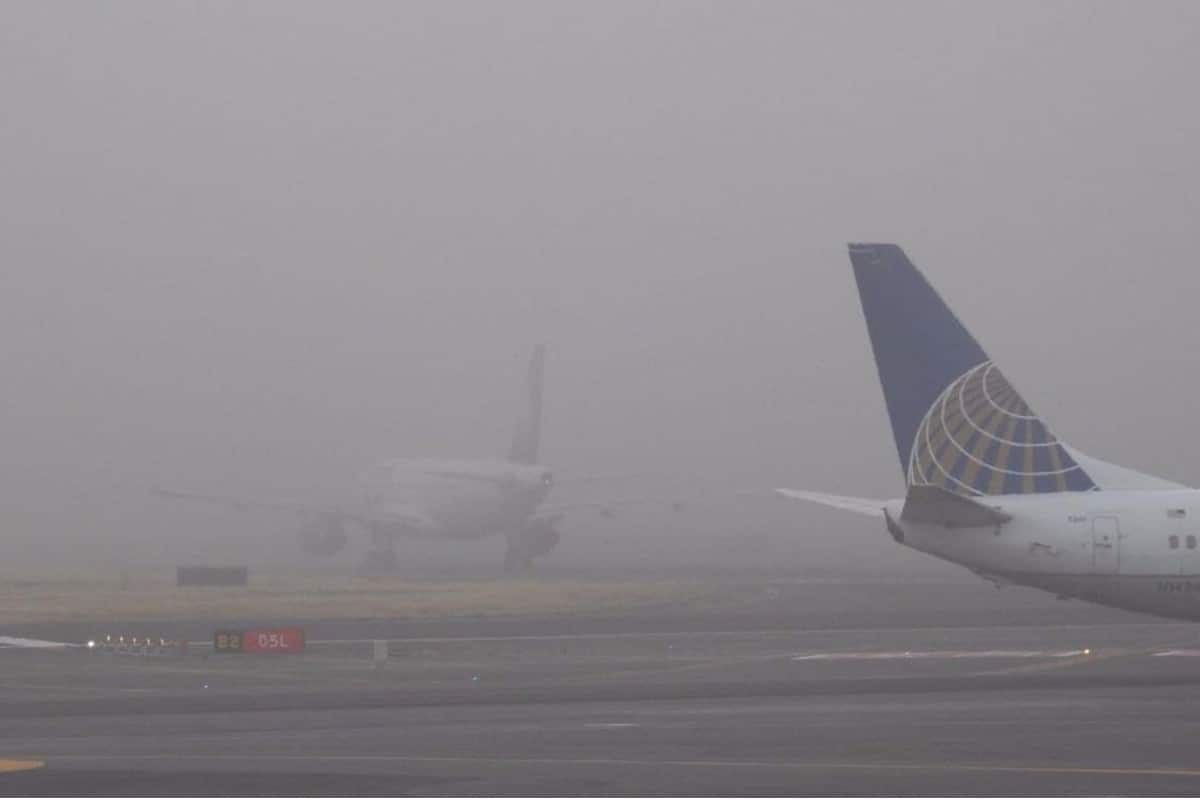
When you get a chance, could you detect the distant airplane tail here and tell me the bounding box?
[508,344,546,464]
[848,243,1097,496]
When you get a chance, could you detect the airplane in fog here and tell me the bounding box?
[157,345,593,572]
[779,243,1200,621]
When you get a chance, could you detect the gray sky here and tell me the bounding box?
[3,1,1199,570]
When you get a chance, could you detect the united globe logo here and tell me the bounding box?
[907,361,1095,496]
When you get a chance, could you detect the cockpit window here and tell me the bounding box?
[1169,535,1180,550]
[1188,535,1197,551]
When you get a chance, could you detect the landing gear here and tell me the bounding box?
[361,525,399,573]
[504,543,532,574]
[504,519,561,574]
[297,514,349,557]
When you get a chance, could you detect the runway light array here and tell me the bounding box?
[86,633,188,657]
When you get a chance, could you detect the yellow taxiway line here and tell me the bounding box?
[0,759,44,773]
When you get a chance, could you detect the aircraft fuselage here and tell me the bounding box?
[887,489,1200,620]
[360,458,553,540]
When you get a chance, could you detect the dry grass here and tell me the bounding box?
[0,570,726,625]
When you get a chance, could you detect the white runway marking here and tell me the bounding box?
[1153,649,1200,657]
[38,753,1200,779]
[172,620,1193,649]
[584,723,641,729]
[0,637,73,650]
[791,649,1087,662]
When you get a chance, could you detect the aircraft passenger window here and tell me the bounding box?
[1189,535,1197,550]
[1169,535,1180,549]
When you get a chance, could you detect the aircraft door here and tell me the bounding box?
[1091,516,1120,574]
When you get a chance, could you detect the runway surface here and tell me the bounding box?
[4,578,1200,795]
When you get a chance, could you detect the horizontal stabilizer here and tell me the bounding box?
[774,489,886,518]
[900,484,1011,528]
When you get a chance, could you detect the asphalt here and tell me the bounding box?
[5,579,1200,796]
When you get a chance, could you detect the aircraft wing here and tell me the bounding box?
[151,487,429,528]
[774,489,887,518]
[370,502,435,528]
[424,470,508,486]
[535,497,686,521]
[152,486,339,517]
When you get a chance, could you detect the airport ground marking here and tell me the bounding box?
[791,649,1086,662]
[152,619,1189,649]
[0,637,73,649]
[0,759,44,774]
[985,641,1200,675]
[3,621,1190,651]
[42,753,1200,779]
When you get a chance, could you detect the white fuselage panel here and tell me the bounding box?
[888,489,1200,620]
[360,459,552,540]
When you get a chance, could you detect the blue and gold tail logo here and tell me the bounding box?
[908,361,1095,496]
[849,243,1098,497]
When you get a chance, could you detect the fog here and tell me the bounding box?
[3,0,1200,576]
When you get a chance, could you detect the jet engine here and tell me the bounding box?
[505,516,562,572]
[297,514,348,557]
[522,517,561,558]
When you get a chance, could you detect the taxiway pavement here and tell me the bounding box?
[4,579,1200,795]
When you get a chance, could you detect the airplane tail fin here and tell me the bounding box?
[848,243,1097,496]
[508,344,546,464]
